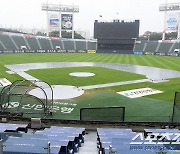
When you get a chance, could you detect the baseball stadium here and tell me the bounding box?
[0,1,179,154]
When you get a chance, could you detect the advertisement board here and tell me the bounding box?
[117,88,163,98]
[165,12,179,31]
[87,50,96,54]
[61,14,73,30]
[48,13,60,29]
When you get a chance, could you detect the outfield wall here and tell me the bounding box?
[0,49,180,57]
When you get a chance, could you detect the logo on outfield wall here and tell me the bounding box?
[117,88,163,98]
[87,50,96,54]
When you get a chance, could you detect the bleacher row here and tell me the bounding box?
[0,32,180,54]
[97,128,180,154]
[134,41,180,53]
[0,32,96,51]
[0,123,180,154]
[0,123,85,154]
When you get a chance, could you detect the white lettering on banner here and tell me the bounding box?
[53,102,77,106]
[22,104,36,110]
[130,133,180,145]
[2,102,19,108]
[2,102,75,114]
[52,106,60,112]
[60,107,74,113]
[34,105,44,110]
[117,88,163,98]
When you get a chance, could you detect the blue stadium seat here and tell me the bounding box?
[0,123,27,133]
[97,128,180,154]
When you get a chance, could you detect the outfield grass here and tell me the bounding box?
[27,66,145,86]
[0,53,179,122]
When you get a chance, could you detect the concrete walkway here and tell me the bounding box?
[78,131,98,154]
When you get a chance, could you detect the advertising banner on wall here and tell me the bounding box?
[61,14,73,30]
[165,12,180,31]
[117,88,163,98]
[49,13,60,29]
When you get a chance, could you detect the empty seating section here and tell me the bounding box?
[97,128,134,154]
[133,41,145,51]
[75,40,86,50]
[0,123,180,154]
[87,41,96,50]
[3,134,48,154]
[63,40,75,50]
[144,41,159,52]
[36,126,85,153]
[158,42,173,53]
[0,123,85,154]
[38,38,52,50]
[0,32,180,53]
[0,34,17,50]
[0,123,27,133]
[97,128,180,154]
[170,42,180,53]
[0,33,98,51]
[12,35,28,49]
[51,39,64,50]
[25,37,40,50]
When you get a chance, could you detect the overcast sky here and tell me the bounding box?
[0,0,180,36]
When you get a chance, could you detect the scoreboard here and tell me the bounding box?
[94,20,139,51]
[94,20,139,39]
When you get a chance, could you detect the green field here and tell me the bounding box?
[27,66,145,86]
[0,53,179,122]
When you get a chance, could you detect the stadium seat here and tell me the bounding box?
[75,40,87,50]
[158,42,173,53]
[0,34,17,50]
[63,40,75,50]
[11,35,29,50]
[144,41,159,52]
[25,36,40,50]
[38,38,52,50]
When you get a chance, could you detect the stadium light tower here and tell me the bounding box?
[41,3,79,38]
[159,1,180,40]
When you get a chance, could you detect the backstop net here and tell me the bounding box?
[80,107,125,122]
[172,92,180,122]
